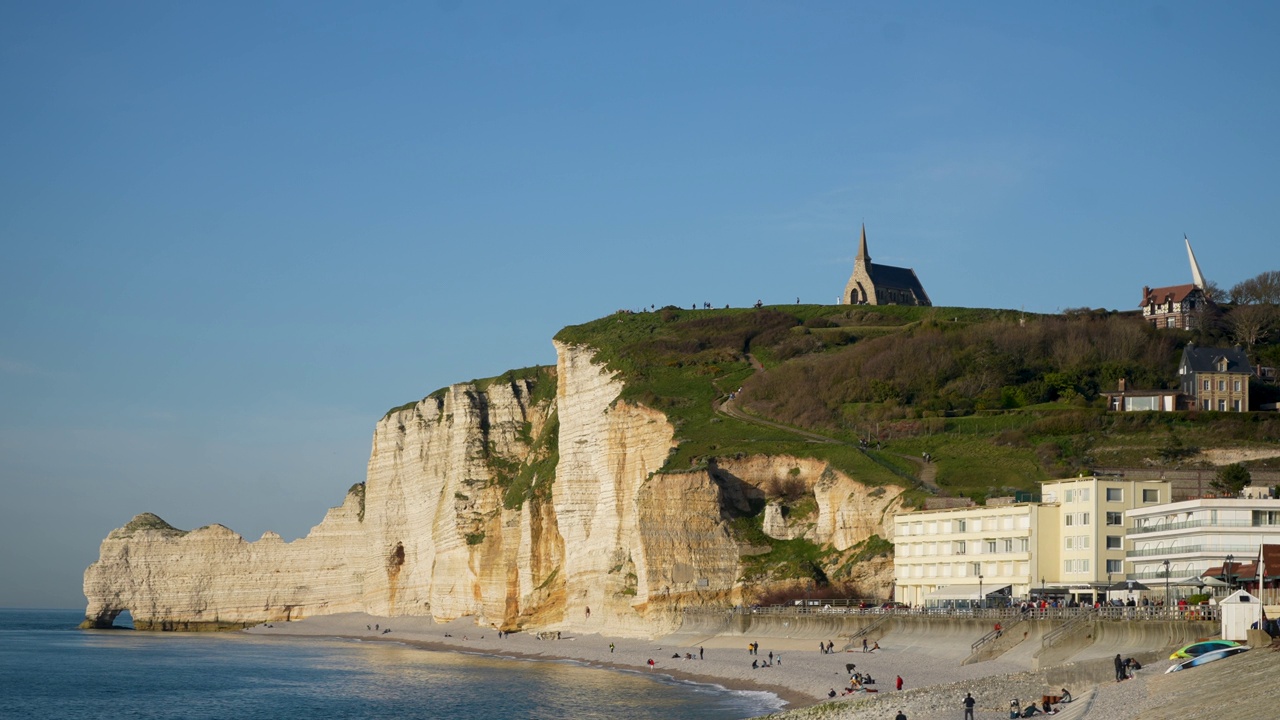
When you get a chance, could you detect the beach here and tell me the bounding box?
[246,613,1058,716]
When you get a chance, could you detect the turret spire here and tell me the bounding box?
[857,224,870,263]
[1185,234,1207,290]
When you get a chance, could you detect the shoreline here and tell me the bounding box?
[246,613,813,709]
[242,612,1052,716]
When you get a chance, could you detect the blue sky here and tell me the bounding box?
[2,2,1278,608]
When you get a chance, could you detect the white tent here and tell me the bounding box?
[1219,589,1262,641]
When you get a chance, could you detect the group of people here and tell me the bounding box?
[860,638,881,652]
[1114,654,1141,681]
[1006,689,1071,717]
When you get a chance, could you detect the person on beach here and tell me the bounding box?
[699,646,704,660]
[1060,688,1072,703]
[609,643,614,653]
[1009,699,1021,719]
[896,675,903,691]
[647,658,655,670]
[752,659,758,669]
[1114,653,1124,682]
[964,692,976,720]
[828,689,837,698]
[863,638,869,652]
[895,711,907,720]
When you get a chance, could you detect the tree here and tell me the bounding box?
[1225,303,1280,348]
[1229,270,1280,305]
[1211,463,1252,496]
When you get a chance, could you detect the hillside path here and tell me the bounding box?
[713,355,940,493]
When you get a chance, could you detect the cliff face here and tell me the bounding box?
[83,344,903,634]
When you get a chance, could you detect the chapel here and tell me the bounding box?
[841,225,931,306]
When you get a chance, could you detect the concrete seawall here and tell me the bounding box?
[674,611,1220,668]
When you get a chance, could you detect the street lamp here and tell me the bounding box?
[1225,554,1235,592]
[979,574,984,611]
[1107,571,1113,606]
[1040,576,1046,602]
[1162,559,1171,610]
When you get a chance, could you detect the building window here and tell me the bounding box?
[1107,536,1122,550]
[1106,512,1123,526]
[1081,489,1090,502]
[1065,514,1073,527]
[1106,488,1123,502]
[972,562,981,576]
[1106,559,1123,574]
[986,540,997,554]
[1142,489,1160,503]
[956,519,966,533]
[1065,489,1075,503]
[955,540,966,554]
[1003,538,1013,553]
[1253,511,1280,526]
[1018,538,1029,552]
[1167,317,1175,328]
[1202,399,1210,410]
[1218,379,1226,392]
[1218,399,1226,411]
[1079,512,1090,525]
[1203,379,1210,391]
[1233,400,1241,411]
[1234,380,1242,392]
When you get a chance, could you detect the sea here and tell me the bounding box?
[0,609,782,720]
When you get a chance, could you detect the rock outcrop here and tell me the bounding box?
[83,343,904,634]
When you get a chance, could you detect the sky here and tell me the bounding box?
[2,2,1278,609]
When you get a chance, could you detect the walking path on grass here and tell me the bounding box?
[713,355,939,493]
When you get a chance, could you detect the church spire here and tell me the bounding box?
[1185,234,1207,290]
[857,224,870,263]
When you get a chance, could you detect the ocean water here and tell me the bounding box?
[0,609,782,720]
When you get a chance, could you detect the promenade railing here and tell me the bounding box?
[685,604,1220,622]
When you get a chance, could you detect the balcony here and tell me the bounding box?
[1127,544,1259,558]
[1127,519,1253,535]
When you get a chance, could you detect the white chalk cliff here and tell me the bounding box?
[83,342,902,634]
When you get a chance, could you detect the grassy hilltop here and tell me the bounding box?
[553,303,1280,505]
[387,302,1278,587]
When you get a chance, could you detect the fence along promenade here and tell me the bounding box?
[686,603,1222,623]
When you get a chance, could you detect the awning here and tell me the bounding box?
[1197,576,1231,588]
[1106,580,1151,591]
[924,584,1012,600]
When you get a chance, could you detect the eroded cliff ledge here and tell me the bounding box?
[83,343,902,634]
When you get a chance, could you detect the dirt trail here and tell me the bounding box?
[714,355,939,492]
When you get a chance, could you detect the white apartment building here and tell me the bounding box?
[893,502,1053,607]
[893,476,1171,606]
[1126,498,1280,588]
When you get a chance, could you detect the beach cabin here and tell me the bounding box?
[1219,589,1262,641]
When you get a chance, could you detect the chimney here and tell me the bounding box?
[1118,378,1127,392]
